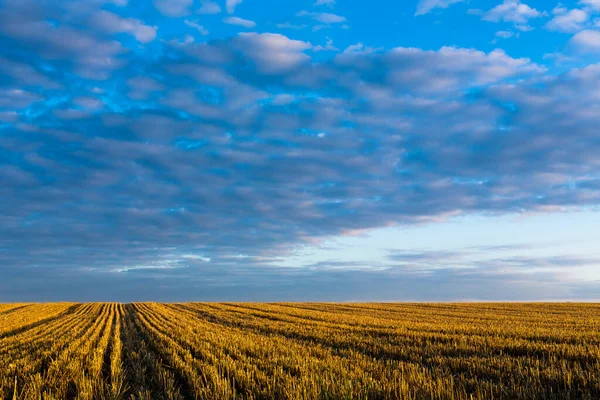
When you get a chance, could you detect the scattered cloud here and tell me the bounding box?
[270,93,295,105]
[569,29,600,52]
[495,30,520,39]
[197,0,221,14]
[92,11,158,43]
[276,22,307,29]
[226,0,243,14]
[234,32,311,73]
[483,0,545,30]
[415,0,465,16]
[154,0,193,17]
[313,37,338,52]
[223,16,256,28]
[314,0,335,7]
[297,11,346,24]
[0,57,61,88]
[546,7,588,33]
[467,8,484,16]
[0,0,125,79]
[0,88,43,108]
[580,0,600,11]
[185,19,209,35]
[543,52,576,64]
[343,42,372,53]
[127,76,165,99]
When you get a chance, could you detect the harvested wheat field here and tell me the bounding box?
[1,303,599,399]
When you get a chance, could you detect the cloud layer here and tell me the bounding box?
[1,0,600,300]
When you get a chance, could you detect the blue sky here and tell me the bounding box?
[1,0,600,301]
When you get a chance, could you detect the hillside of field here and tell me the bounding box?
[1,303,599,399]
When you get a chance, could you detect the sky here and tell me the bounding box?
[1,0,600,302]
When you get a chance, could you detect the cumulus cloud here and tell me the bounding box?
[0,31,575,279]
[223,16,256,28]
[73,96,104,110]
[297,11,346,24]
[543,52,576,64]
[234,32,312,73]
[198,0,221,14]
[580,0,600,10]
[0,57,61,88]
[483,0,545,30]
[0,88,43,108]
[0,0,125,78]
[92,11,158,43]
[226,0,243,14]
[495,30,519,39]
[314,0,335,7]
[313,37,338,52]
[415,0,465,16]
[337,46,544,93]
[276,22,307,29]
[569,29,600,52]
[154,0,193,17]
[545,7,588,33]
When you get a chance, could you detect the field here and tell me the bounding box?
[1,303,600,399]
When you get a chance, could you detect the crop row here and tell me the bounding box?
[1,303,599,399]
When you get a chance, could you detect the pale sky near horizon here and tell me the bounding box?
[1,0,600,301]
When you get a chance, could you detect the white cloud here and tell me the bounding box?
[314,0,335,6]
[341,42,379,54]
[543,52,576,64]
[467,8,484,16]
[297,11,346,24]
[270,94,295,105]
[181,254,211,262]
[127,76,164,99]
[415,0,465,16]
[185,19,209,35]
[197,0,221,14]
[226,0,243,13]
[127,76,163,90]
[0,57,60,88]
[313,37,338,52]
[276,22,307,29]
[0,88,42,108]
[334,46,543,94]
[234,32,312,73]
[546,8,588,33]
[569,29,600,52]
[0,111,18,123]
[223,16,256,28]
[580,0,600,10]
[111,263,186,273]
[344,43,365,53]
[515,23,535,31]
[73,96,104,110]
[495,30,519,38]
[153,0,193,17]
[483,0,544,25]
[92,11,157,43]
